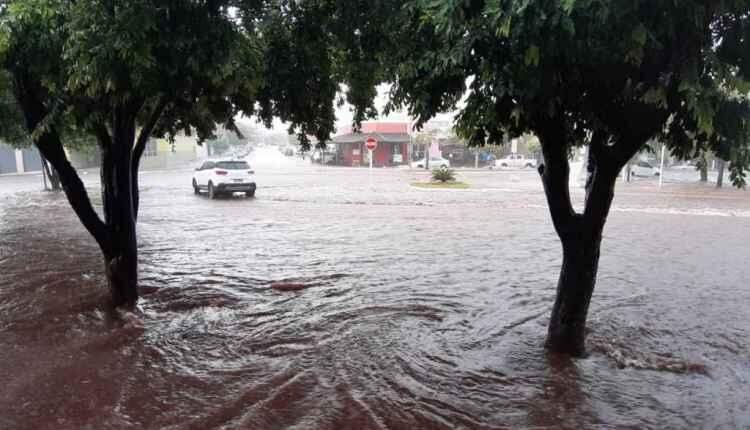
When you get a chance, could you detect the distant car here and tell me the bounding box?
[192,160,256,199]
[631,160,660,177]
[494,154,537,169]
[411,156,451,169]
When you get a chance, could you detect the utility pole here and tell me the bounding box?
[659,145,665,188]
[425,137,430,171]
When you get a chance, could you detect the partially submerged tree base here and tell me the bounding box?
[544,237,601,357]
[106,256,138,308]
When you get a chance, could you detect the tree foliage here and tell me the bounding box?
[376,1,750,186]
[0,70,27,147]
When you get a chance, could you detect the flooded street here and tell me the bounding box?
[1,162,749,429]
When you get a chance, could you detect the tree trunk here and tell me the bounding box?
[716,159,725,188]
[100,146,138,307]
[546,232,603,355]
[698,153,708,182]
[131,97,167,218]
[43,159,62,191]
[538,128,620,356]
[98,107,140,308]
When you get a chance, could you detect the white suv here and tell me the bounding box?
[192,160,256,198]
[494,154,537,169]
[630,160,660,177]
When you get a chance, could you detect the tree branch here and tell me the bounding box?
[130,96,168,219]
[537,122,580,240]
[94,123,112,148]
[39,129,112,254]
[132,96,168,163]
[582,139,619,237]
[12,74,111,254]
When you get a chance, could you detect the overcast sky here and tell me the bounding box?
[238,84,457,137]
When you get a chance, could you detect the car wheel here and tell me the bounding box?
[501,163,508,168]
[192,179,200,194]
[208,182,216,199]
[246,189,255,198]
[525,163,533,168]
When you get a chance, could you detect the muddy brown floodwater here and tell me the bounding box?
[1,166,749,429]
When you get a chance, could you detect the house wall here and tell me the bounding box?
[0,144,17,174]
[22,148,43,172]
[0,143,44,174]
[342,143,362,167]
[140,136,198,170]
[373,143,391,167]
[338,141,411,167]
[67,147,101,169]
[399,143,409,164]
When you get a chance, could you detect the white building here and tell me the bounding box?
[0,143,43,174]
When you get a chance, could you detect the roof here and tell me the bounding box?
[332,132,411,144]
[361,122,409,133]
[337,122,410,135]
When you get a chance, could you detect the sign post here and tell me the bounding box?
[365,137,378,187]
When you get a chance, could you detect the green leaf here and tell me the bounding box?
[642,87,666,107]
[498,15,511,37]
[631,23,647,46]
[561,0,576,14]
[524,45,540,66]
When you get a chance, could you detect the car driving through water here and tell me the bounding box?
[192,159,256,199]
[630,160,661,177]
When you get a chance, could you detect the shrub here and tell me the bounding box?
[432,167,456,182]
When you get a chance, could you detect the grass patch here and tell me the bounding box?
[411,181,470,189]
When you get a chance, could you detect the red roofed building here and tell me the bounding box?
[331,122,411,167]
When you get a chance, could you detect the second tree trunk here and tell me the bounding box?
[546,235,601,355]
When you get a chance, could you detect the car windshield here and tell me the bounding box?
[216,161,250,170]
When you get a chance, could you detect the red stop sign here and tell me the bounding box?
[365,137,377,151]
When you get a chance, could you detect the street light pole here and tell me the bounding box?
[425,138,430,171]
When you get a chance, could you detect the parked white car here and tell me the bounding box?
[630,160,660,177]
[192,159,256,198]
[411,156,451,169]
[494,154,537,169]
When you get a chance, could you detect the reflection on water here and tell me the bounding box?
[1,169,749,429]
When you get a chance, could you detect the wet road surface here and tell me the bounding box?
[1,160,749,429]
